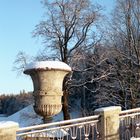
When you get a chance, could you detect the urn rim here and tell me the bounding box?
[24,61,71,74]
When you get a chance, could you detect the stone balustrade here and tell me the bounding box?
[0,121,18,140]
[0,106,140,140]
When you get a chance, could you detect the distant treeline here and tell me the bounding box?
[0,90,33,115]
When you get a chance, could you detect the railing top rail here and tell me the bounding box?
[17,115,100,132]
[120,107,140,116]
[119,112,140,119]
[17,119,99,137]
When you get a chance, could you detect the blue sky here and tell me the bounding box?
[0,0,114,94]
[0,0,43,94]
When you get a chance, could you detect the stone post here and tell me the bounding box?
[94,106,121,140]
[0,121,19,140]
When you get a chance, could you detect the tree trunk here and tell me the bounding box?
[62,71,71,120]
[131,96,137,109]
[62,89,70,120]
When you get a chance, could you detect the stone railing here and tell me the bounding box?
[0,106,140,140]
[16,115,100,140]
[0,121,18,140]
[119,107,140,139]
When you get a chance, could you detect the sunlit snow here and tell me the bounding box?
[0,121,18,128]
[24,61,71,71]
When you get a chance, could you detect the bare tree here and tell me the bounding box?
[33,0,102,119]
[68,45,114,115]
[13,51,30,75]
[107,0,140,109]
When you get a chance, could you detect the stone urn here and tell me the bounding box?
[24,61,71,123]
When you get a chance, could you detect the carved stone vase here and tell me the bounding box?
[24,61,71,123]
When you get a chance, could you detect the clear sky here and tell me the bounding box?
[0,0,114,94]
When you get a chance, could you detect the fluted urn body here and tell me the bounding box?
[24,61,71,123]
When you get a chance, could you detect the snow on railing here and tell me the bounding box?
[16,115,100,140]
[119,108,140,139]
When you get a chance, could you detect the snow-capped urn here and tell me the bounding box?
[24,61,71,123]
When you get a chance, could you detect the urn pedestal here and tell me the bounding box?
[24,61,71,123]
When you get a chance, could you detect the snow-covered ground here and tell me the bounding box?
[0,116,7,121]
[0,104,81,128]
[0,105,42,127]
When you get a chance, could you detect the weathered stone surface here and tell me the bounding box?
[95,106,121,140]
[0,121,19,140]
[24,61,71,123]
